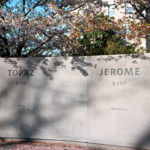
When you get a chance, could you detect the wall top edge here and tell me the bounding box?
[0,53,150,60]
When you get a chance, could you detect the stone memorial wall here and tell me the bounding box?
[0,54,150,149]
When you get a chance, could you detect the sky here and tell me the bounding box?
[6,0,68,17]
[8,0,20,6]
[7,0,68,11]
[6,0,46,14]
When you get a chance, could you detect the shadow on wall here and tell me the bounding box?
[135,125,150,150]
[0,56,92,146]
[0,54,150,149]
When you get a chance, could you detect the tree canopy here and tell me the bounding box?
[0,0,149,57]
[0,0,70,56]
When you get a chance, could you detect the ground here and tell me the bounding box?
[0,141,143,150]
[0,141,90,150]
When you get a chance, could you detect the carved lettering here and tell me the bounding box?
[99,68,140,76]
[8,70,34,77]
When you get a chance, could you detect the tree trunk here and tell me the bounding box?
[16,42,25,57]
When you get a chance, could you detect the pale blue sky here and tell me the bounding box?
[6,0,68,16]
[6,0,45,13]
[8,0,20,6]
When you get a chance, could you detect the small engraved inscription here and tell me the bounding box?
[110,107,128,111]
[16,80,26,85]
[112,81,126,86]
